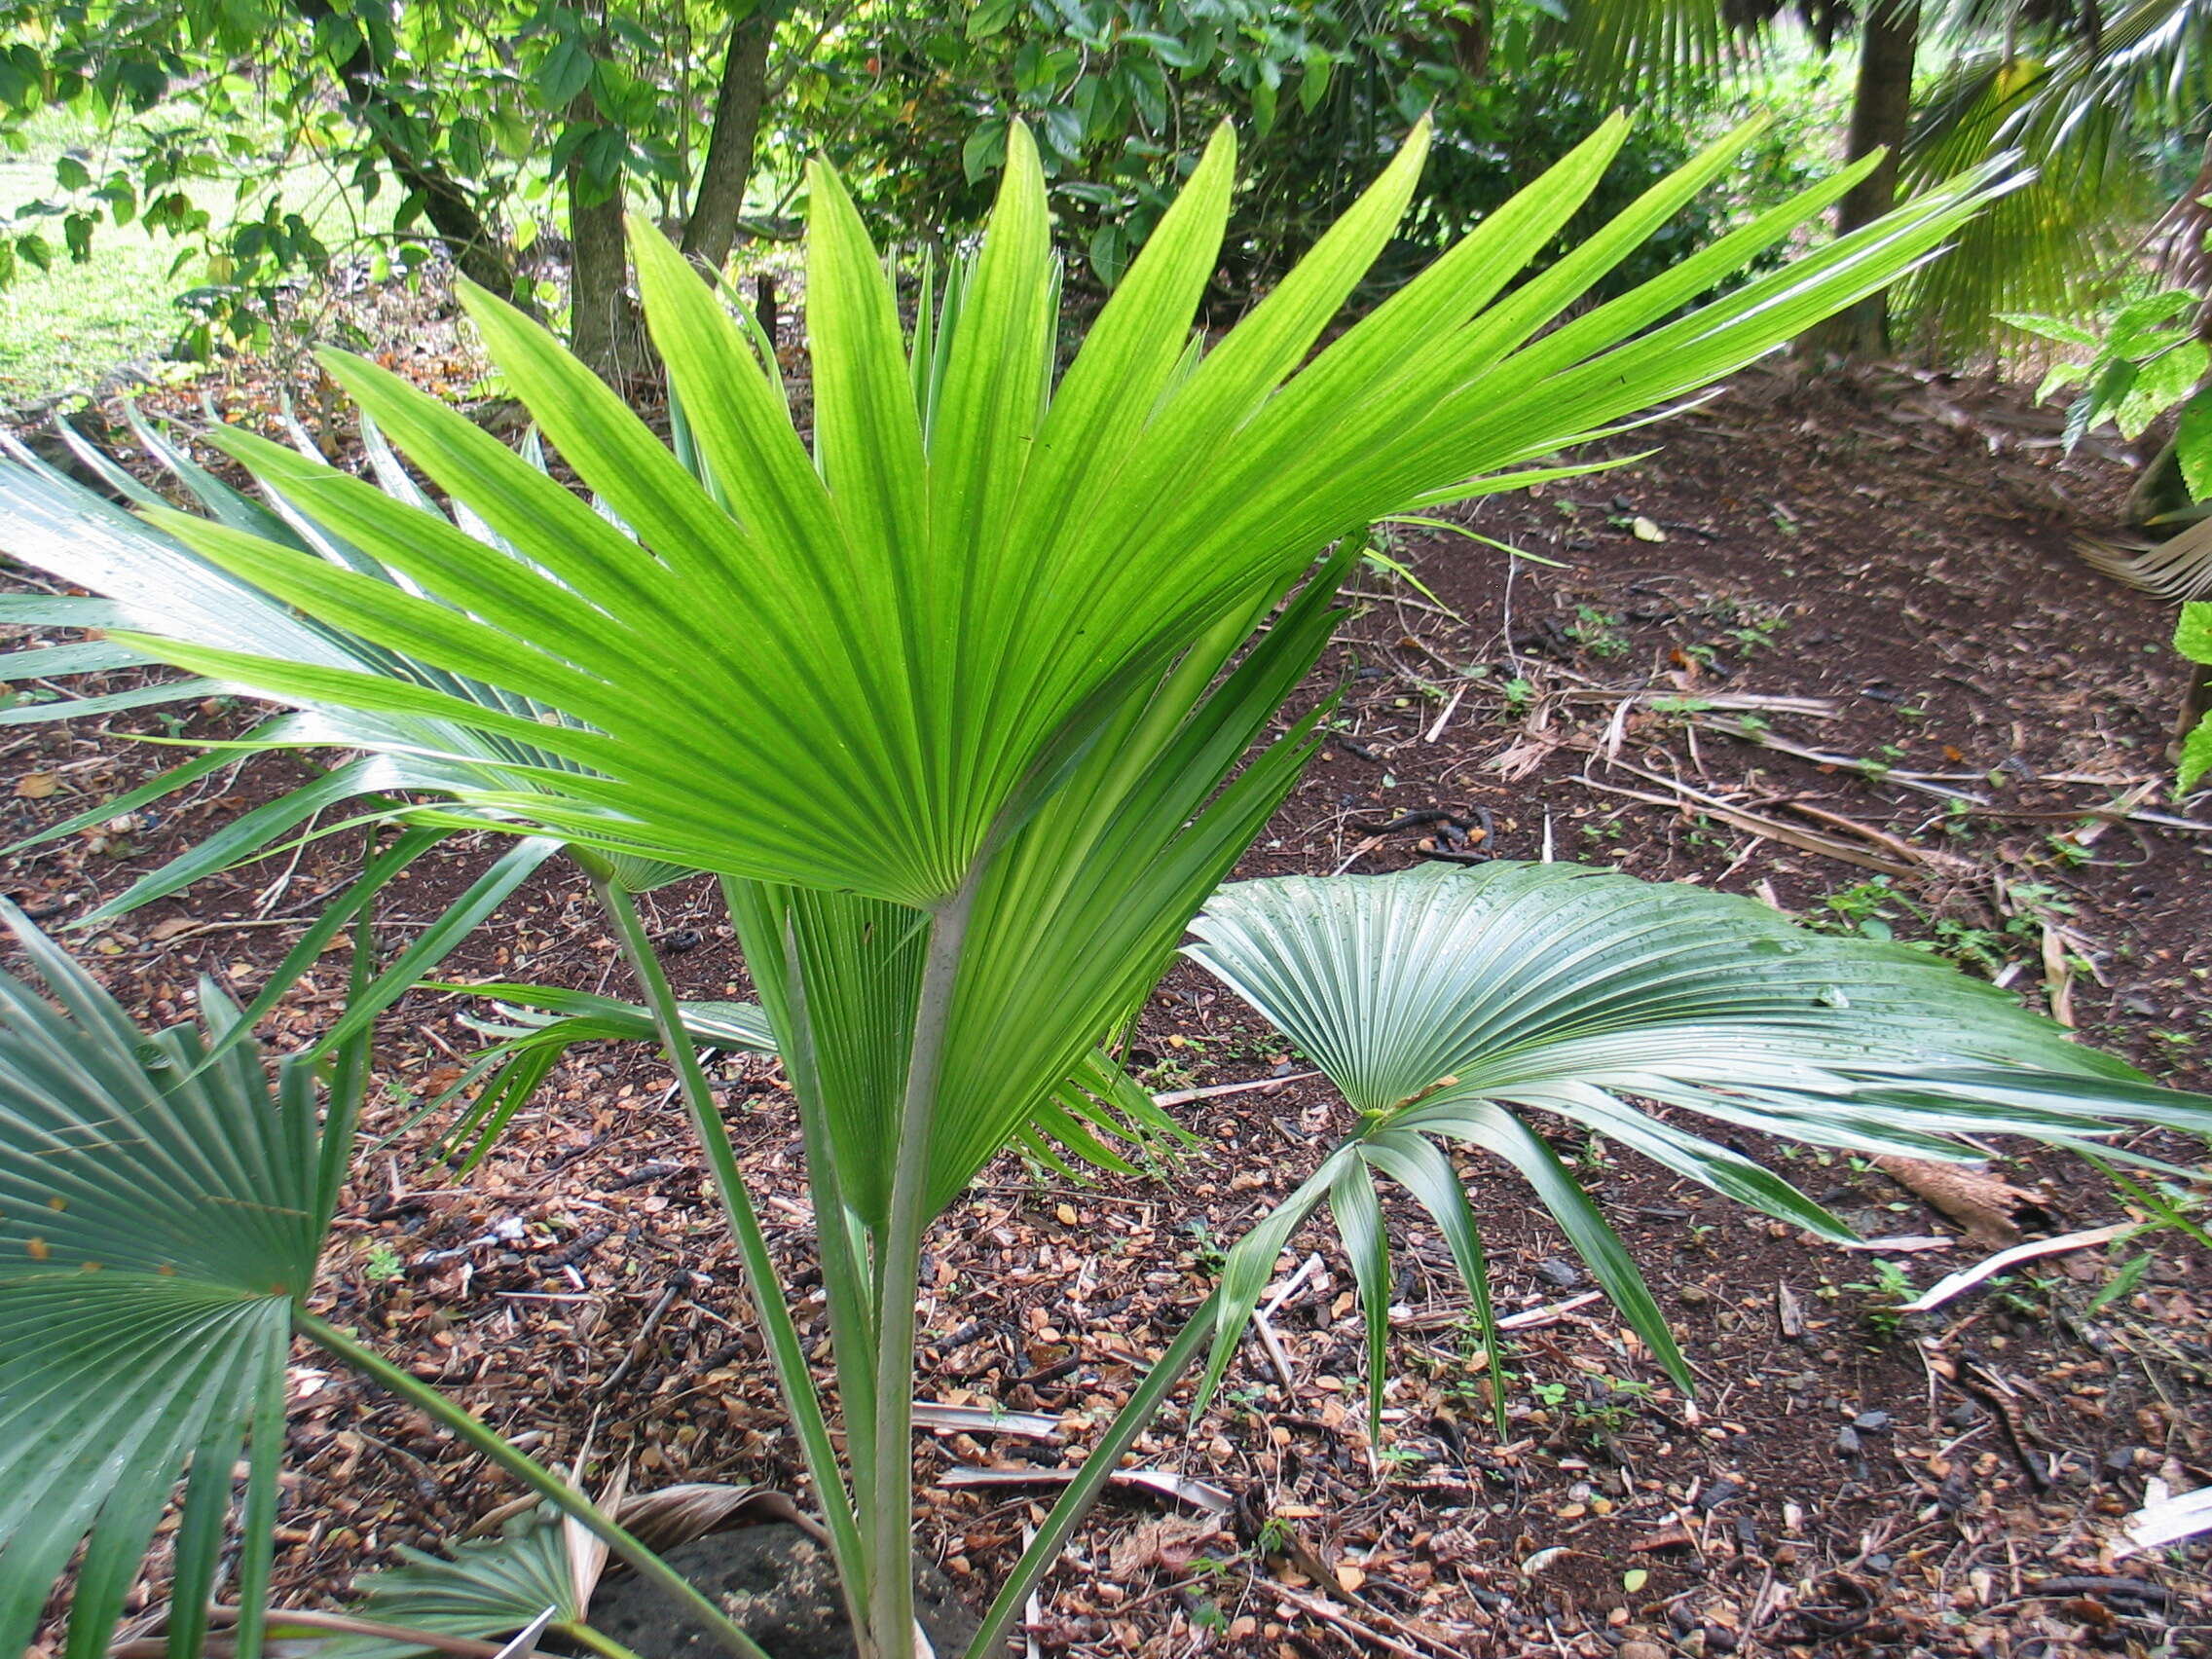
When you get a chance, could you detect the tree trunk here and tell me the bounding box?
[293,0,523,304]
[566,106,638,384]
[1808,0,1921,359]
[679,10,776,277]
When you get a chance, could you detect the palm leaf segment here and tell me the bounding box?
[0,406,686,909]
[1185,862,2212,1422]
[0,903,344,1659]
[421,981,1186,1185]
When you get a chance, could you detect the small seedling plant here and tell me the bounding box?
[2,116,2210,1659]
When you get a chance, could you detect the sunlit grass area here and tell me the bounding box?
[0,104,386,406]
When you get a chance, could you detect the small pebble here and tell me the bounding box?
[1537,1258,1582,1288]
[1619,1644,1668,1659]
[1853,1411,1891,1432]
[1835,1425,1862,1456]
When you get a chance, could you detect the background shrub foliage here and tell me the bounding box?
[802,0,1780,299]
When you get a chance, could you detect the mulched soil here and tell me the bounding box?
[6,313,2212,1659]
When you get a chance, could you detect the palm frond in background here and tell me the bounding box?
[1902,0,2212,352]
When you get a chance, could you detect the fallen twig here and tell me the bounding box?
[1831,1235,1957,1253]
[910,1400,1064,1440]
[940,1464,1235,1514]
[594,1275,686,1398]
[2120,1480,2212,1556]
[1270,1586,1448,1659]
[1578,768,1928,878]
[1898,1222,2139,1313]
[1152,1071,1319,1109]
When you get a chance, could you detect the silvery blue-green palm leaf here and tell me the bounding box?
[86,118,2011,908]
[0,903,343,1659]
[1184,862,2212,1415]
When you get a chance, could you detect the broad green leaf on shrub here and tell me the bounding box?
[2178,711,2212,795]
[2120,340,2209,439]
[1185,862,2212,1416]
[0,904,347,1659]
[2179,604,2212,794]
[2178,601,2212,666]
[2179,394,2212,504]
[1998,312,2099,350]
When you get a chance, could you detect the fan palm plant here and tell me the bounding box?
[1548,0,2212,353]
[7,112,2208,1659]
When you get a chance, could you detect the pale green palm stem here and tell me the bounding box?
[579,858,871,1643]
[761,902,883,1569]
[958,1284,1224,1659]
[565,1623,650,1659]
[296,1312,774,1659]
[866,872,983,1659]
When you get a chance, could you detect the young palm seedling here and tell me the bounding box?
[6,114,2207,1659]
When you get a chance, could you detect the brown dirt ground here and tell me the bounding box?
[5,345,2212,1659]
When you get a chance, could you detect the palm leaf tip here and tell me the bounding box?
[1183,862,2212,1409]
[0,903,327,1659]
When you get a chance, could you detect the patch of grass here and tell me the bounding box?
[0,192,200,400]
[0,103,384,404]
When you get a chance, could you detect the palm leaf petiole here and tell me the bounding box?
[581,862,869,1637]
[294,1312,774,1659]
[867,872,984,1659]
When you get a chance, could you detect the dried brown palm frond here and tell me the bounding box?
[2078,515,2212,601]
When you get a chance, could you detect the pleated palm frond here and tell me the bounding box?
[414,983,780,1169]
[1542,0,1795,102]
[320,1481,800,1659]
[1183,862,2212,1425]
[99,118,2005,911]
[420,975,1184,1186]
[1900,0,2212,351]
[320,1511,578,1659]
[33,120,2006,1255]
[2079,520,2212,602]
[0,409,689,911]
[0,903,350,1659]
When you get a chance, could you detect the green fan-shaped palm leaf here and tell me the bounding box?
[0,410,689,913]
[1184,862,2212,1421]
[93,118,2007,912]
[324,1511,578,1659]
[0,903,347,1659]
